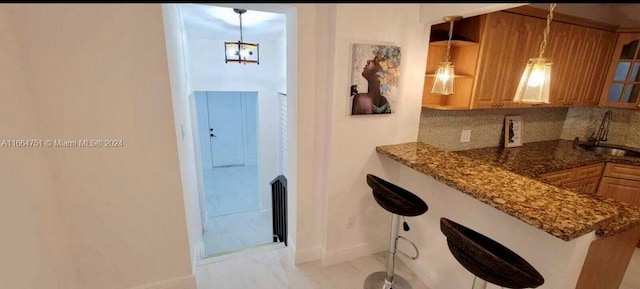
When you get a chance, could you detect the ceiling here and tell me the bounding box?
[179,4,286,41]
[529,3,640,27]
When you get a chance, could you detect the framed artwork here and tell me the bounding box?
[349,43,401,115]
[504,115,523,148]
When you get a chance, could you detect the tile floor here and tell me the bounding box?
[203,165,260,217]
[195,246,640,289]
[202,209,272,257]
[621,248,640,289]
[202,165,273,256]
[196,247,428,289]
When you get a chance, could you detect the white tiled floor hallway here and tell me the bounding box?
[202,165,272,257]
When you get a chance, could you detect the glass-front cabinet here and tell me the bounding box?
[600,33,640,109]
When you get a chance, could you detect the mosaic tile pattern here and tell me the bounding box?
[418,107,568,151]
[376,142,633,241]
[561,107,640,148]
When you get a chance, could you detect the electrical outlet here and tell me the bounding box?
[460,130,471,143]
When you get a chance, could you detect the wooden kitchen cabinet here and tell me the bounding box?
[539,163,604,194]
[596,162,640,248]
[597,163,640,199]
[422,16,483,109]
[472,11,545,109]
[546,23,616,107]
[580,29,617,106]
[599,32,640,109]
[422,7,617,110]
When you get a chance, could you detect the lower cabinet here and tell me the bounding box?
[540,162,640,248]
[539,163,604,194]
[596,162,640,248]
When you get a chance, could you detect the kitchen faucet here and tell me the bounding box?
[589,110,613,145]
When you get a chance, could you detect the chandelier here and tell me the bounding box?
[224,8,259,65]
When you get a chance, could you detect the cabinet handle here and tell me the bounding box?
[500,103,504,107]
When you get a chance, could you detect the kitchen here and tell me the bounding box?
[375,3,640,289]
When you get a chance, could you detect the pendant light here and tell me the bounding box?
[431,16,463,95]
[513,3,556,103]
[224,8,260,65]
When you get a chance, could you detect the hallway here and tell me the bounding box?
[202,165,272,256]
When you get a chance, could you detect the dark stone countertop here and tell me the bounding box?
[452,139,640,238]
[376,142,622,241]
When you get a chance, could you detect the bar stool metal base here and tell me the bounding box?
[363,271,412,289]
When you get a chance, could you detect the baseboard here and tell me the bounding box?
[321,242,385,266]
[294,246,323,265]
[129,275,196,289]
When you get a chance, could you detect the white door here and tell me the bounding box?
[207,91,245,167]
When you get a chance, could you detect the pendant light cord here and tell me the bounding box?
[239,12,244,42]
[445,20,454,62]
[538,3,556,58]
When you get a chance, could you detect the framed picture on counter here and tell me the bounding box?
[504,115,523,148]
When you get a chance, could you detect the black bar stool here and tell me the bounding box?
[364,174,429,289]
[440,218,545,289]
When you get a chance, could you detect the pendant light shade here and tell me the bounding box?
[224,8,260,65]
[431,16,462,95]
[514,58,552,103]
[431,61,455,95]
[514,3,556,104]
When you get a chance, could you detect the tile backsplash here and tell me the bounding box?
[417,106,640,151]
[561,107,640,148]
[417,107,569,151]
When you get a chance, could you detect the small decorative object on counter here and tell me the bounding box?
[504,115,523,148]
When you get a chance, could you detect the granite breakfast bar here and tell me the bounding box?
[375,141,640,289]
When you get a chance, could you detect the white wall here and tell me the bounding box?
[321,4,429,264]
[0,6,77,289]
[12,4,194,289]
[185,26,283,211]
[162,4,205,277]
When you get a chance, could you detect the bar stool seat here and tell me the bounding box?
[367,174,428,216]
[364,174,428,289]
[440,218,545,288]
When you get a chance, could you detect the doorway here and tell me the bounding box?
[195,91,273,256]
[164,3,291,262]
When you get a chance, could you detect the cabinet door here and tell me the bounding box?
[599,33,640,109]
[539,169,575,185]
[597,177,640,206]
[547,22,578,107]
[603,162,640,181]
[582,177,602,194]
[581,31,617,106]
[472,12,543,109]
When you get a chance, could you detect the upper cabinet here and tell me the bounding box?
[422,16,483,110]
[599,33,640,109]
[472,11,545,109]
[422,7,617,110]
[548,22,616,107]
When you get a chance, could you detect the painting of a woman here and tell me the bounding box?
[350,44,401,115]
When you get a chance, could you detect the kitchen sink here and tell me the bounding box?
[577,143,640,158]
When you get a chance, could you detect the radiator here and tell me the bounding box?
[271,175,288,246]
